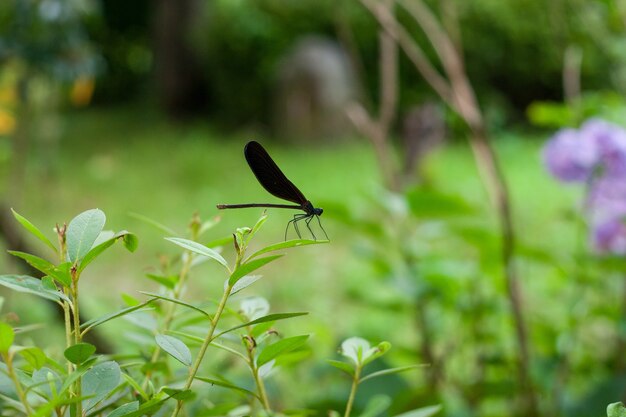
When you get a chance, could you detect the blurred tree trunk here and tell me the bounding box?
[153,0,206,118]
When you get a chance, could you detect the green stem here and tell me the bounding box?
[3,352,33,415]
[71,274,83,417]
[246,339,271,411]
[344,365,362,417]
[170,284,232,417]
[141,253,194,391]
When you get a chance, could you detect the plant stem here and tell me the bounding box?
[344,365,361,417]
[141,253,194,391]
[71,272,83,417]
[245,339,271,411]
[3,353,33,415]
[170,284,232,417]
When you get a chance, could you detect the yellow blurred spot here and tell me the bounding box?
[0,87,16,105]
[0,110,16,135]
[70,76,95,107]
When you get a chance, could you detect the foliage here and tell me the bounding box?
[0,208,429,416]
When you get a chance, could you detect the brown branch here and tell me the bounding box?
[345,0,400,191]
[361,1,538,415]
[360,0,454,106]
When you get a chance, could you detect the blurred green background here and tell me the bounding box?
[1,0,626,416]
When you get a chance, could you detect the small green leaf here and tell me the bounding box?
[362,341,392,366]
[121,232,139,252]
[360,365,426,383]
[247,239,326,260]
[161,388,194,401]
[327,359,355,377]
[247,213,268,243]
[139,292,209,317]
[111,397,167,417]
[121,373,148,401]
[394,404,442,417]
[78,231,137,273]
[230,275,262,295]
[257,335,309,367]
[80,299,154,335]
[155,334,192,366]
[11,209,57,253]
[229,255,282,286]
[82,361,121,410]
[66,209,106,263]
[608,402,626,417]
[194,375,260,399]
[107,401,139,417]
[0,323,14,353]
[165,237,228,268]
[64,343,96,365]
[16,346,47,369]
[0,275,69,304]
[216,312,308,339]
[145,274,177,290]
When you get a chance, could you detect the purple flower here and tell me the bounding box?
[542,128,598,182]
[587,178,626,223]
[592,218,626,255]
[580,119,626,178]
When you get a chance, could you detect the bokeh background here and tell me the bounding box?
[2,0,626,416]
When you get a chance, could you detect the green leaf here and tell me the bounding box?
[107,401,139,417]
[394,404,442,417]
[0,323,14,353]
[82,361,121,410]
[165,237,228,268]
[326,359,355,377]
[608,402,626,417]
[257,335,309,367]
[0,275,69,304]
[11,209,57,253]
[128,212,177,236]
[247,239,326,260]
[229,255,282,286]
[78,231,137,273]
[120,373,148,401]
[155,334,192,366]
[161,388,194,401]
[247,212,268,243]
[7,251,55,276]
[144,274,177,289]
[360,365,425,383]
[80,299,154,335]
[230,274,262,295]
[66,209,106,262]
[64,343,96,365]
[121,232,139,252]
[194,375,260,399]
[216,312,308,339]
[139,291,209,317]
[361,395,392,417]
[16,346,47,369]
[112,398,167,417]
[49,262,72,287]
[362,341,392,366]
